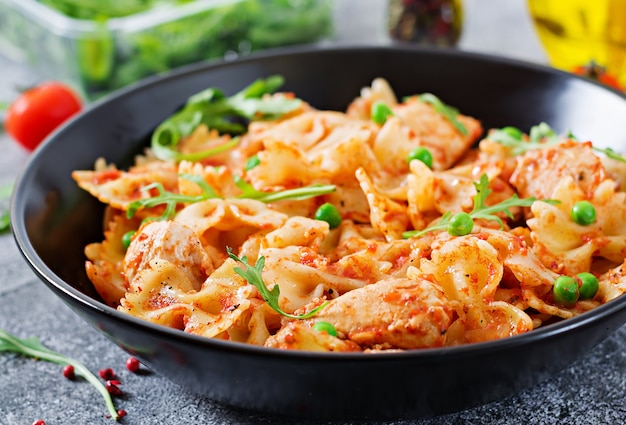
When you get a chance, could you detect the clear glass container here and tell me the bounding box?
[0,0,334,99]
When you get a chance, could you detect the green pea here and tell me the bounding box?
[576,272,599,300]
[570,201,596,226]
[447,212,474,236]
[245,154,261,171]
[371,101,394,125]
[314,202,342,229]
[122,230,136,250]
[312,321,337,337]
[553,276,579,307]
[407,146,433,169]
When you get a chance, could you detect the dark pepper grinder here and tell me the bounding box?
[388,0,463,47]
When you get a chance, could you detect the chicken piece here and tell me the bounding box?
[309,277,453,350]
[509,139,607,199]
[124,220,213,292]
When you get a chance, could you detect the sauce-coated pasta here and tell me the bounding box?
[73,78,626,352]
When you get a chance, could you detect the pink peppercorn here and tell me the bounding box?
[105,380,123,396]
[99,367,115,380]
[62,364,75,379]
[117,409,127,418]
[126,356,140,373]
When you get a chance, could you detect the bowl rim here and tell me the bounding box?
[11,43,626,361]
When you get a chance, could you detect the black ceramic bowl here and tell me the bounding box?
[11,45,626,421]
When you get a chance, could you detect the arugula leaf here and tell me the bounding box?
[403,174,556,238]
[488,122,626,163]
[233,175,336,203]
[126,174,219,221]
[151,136,240,162]
[0,328,120,420]
[592,146,626,163]
[226,247,328,319]
[151,75,301,161]
[128,174,336,221]
[487,122,562,155]
[418,93,468,136]
[468,174,538,226]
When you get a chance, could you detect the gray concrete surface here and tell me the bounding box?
[2,1,625,424]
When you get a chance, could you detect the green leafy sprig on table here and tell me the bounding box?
[0,328,121,420]
[127,173,335,221]
[488,122,626,163]
[0,182,13,233]
[226,247,328,319]
[150,75,302,161]
[402,174,556,239]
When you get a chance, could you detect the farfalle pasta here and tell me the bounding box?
[72,77,626,352]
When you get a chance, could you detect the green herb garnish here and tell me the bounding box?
[233,175,335,203]
[244,154,261,171]
[489,122,626,163]
[226,247,328,319]
[403,173,553,238]
[126,174,218,221]
[487,122,561,155]
[593,146,626,163]
[418,93,468,135]
[151,75,301,161]
[127,174,335,221]
[0,328,120,420]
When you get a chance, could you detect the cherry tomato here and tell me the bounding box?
[4,81,82,151]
